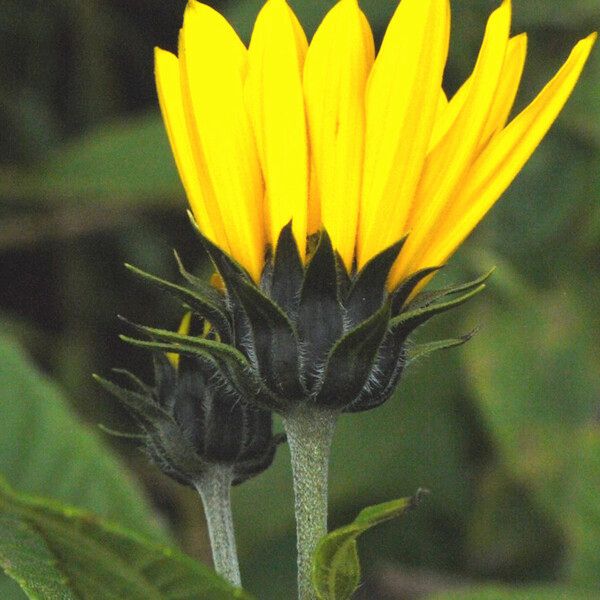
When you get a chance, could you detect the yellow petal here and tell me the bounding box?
[307,160,321,235]
[358,0,451,268]
[435,89,449,119]
[392,0,512,285]
[421,33,597,270]
[166,311,192,369]
[179,1,265,281]
[304,0,374,270]
[246,0,308,258]
[479,32,528,146]
[427,32,525,156]
[428,81,470,153]
[154,48,228,251]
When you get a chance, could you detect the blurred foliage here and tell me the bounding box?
[0,477,250,600]
[0,0,598,599]
[0,336,166,539]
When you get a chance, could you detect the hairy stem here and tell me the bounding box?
[283,408,337,600]
[194,466,241,587]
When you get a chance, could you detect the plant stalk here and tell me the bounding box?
[283,407,337,600]
[194,466,241,587]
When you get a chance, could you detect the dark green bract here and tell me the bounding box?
[123,222,489,416]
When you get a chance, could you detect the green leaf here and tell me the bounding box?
[390,266,441,314]
[0,478,252,600]
[270,221,304,316]
[408,268,494,311]
[298,230,344,376]
[0,515,76,600]
[312,490,425,600]
[92,374,173,427]
[0,335,164,540]
[190,215,252,286]
[173,250,215,292]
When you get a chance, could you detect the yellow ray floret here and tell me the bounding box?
[166,311,193,369]
[179,1,264,281]
[479,33,528,146]
[155,48,226,249]
[304,0,374,270]
[358,0,450,268]
[420,33,597,272]
[155,0,595,290]
[246,0,309,258]
[393,0,512,283]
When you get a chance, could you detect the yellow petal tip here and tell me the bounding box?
[154,46,173,61]
[493,0,512,24]
[573,32,597,59]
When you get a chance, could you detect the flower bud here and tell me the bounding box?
[96,335,284,487]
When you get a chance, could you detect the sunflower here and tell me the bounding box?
[134,4,596,595]
[155,0,595,288]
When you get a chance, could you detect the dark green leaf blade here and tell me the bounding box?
[189,212,253,288]
[312,491,425,600]
[271,221,304,317]
[0,335,165,541]
[0,515,76,600]
[390,266,441,314]
[0,478,253,600]
[92,374,173,426]
[173,250,215,293]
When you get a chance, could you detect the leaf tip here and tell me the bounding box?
[410,488,430,509]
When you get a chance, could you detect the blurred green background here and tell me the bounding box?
[0,0,599,598]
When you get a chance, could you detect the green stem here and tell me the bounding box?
[194,466,241,587]
[283,407,337,600]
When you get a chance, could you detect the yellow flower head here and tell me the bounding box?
[155,0,595,288]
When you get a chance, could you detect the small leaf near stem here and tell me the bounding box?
[312,489,428,600]
[194,466,241,588]
[283,407,338,600]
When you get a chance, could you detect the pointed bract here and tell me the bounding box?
[246,0,309,256]
[271,221,304,316]
[298,231,344,385]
